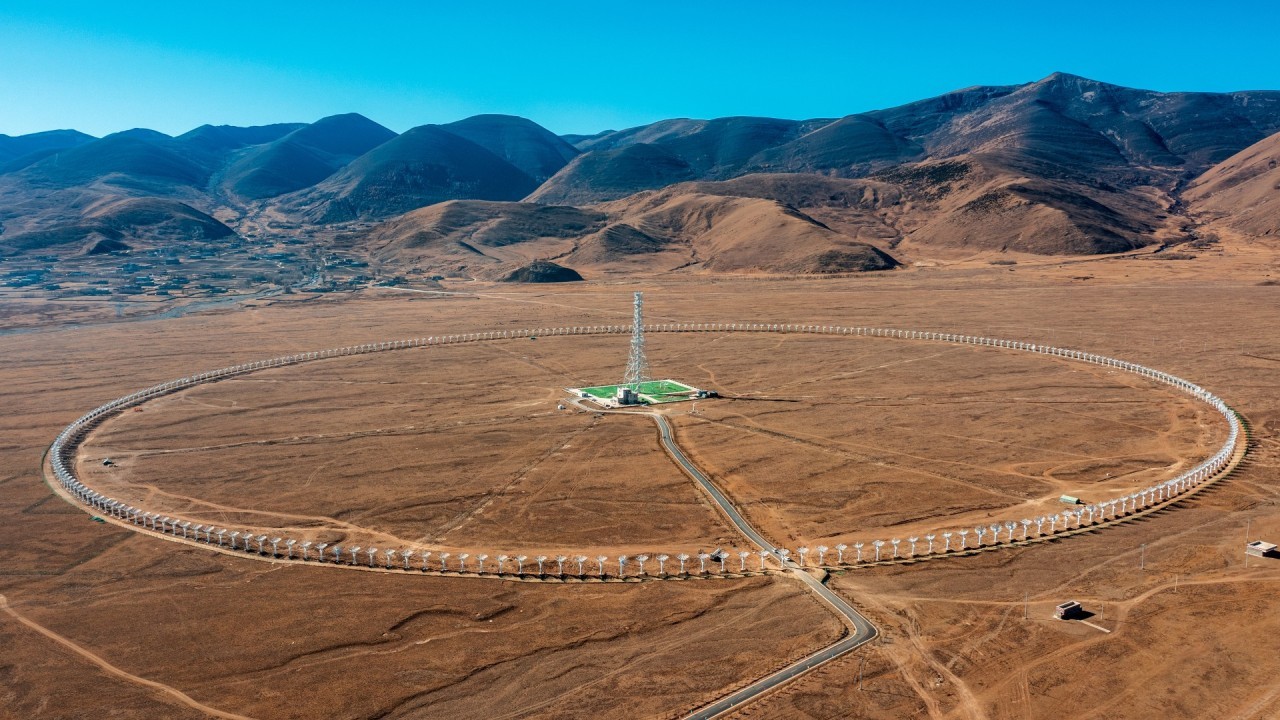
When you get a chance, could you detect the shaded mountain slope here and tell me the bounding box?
[749,115,925,173]
[889,73,1280,184]
[287,125,539,222]
[624,117,814,176]
[526,143,697,205]
[176,122,305,156]
[0,129,96,171]
[561,130,614,149]
[529,117,832,203]
[530,73,1280,206]
[0,128,231,250]
[442,114,578,181]
[15,131,212,191]
[220,113,396,200]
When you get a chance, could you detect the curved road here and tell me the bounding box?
[651,414,879,719]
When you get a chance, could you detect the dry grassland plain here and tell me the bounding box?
[78,330,1220,559]
[3,240,1280,719]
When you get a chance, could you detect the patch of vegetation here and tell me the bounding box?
[1187,232,1219,250]
[873,160,971,188]
[500,260,583,283]
[598,224,669,254]
[961,190,1013,214]
[804,248,899,273]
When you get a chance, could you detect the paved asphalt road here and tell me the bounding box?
[650,415,879,719]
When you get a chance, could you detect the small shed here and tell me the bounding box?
[1059,495,1082,505]
[1246,540,1277,558]
[1054,600,1083,620]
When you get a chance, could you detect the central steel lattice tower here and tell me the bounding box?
[622,292,650,390]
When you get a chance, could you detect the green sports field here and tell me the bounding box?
[571,379,699,404]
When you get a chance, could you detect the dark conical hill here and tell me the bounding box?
[288,124,538,222]
[443,114,579,181]
[220,113,397,200]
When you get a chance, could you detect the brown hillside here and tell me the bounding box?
[6,75,1279,265]
[354,200,605,277]
[528,73,1280,215]
[1184,130,1280,237]
[585,191,896,273]
[888,155,1162,256]
[0,196,232,254]
[658,174,907,247]
[354,191,897,276]
[651,162,1161,257]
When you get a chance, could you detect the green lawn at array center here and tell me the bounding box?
[577,379,697,403]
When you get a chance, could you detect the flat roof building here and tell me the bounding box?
[1054,600,1083,619]
[1246,540,1276,558]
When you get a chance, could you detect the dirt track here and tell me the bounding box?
[0,594,251,720]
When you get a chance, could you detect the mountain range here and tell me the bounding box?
[3,72,1280,277]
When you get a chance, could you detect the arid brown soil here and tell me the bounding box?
[77,328,1219,561]
[668,333,1221,549]
[3,237,1280,718]
[78,349,741,554]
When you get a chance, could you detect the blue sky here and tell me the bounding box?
[1,1,1276,137]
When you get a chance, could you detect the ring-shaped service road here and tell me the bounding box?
[46,323,1244,719]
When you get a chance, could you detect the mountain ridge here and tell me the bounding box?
[219,113,397,200]
[531,73,1280,206]
[5,73,1280,276]
[280,123,540,223]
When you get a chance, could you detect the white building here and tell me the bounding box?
[1246,540,1276,558]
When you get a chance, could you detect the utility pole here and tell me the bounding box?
[1246,518,1252,568]
[1140,543,1146,570]
[858,653,867,691]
